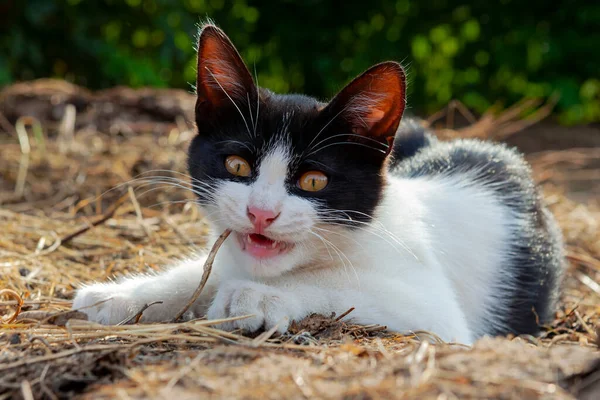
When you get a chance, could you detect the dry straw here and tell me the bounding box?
[0,83,599,399]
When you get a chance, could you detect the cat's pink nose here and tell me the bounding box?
[247,206,280,231]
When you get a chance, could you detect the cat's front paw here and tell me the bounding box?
[207,280,301,334]
[72,284,137,325]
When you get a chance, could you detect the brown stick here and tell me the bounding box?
[335,307,355,322]
[171,229,232,322]
[0,344,126,372]
[0,110,15,136]
[60,192,129,245]
[117,301,164,326]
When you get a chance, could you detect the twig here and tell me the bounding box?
[532,306,541,327]
[573,310,598,340]
[162,353,205,394]
[0,289,24,323]
[251,317,288,346]
[494,94,558,139]
[172,229,232,322]
[162,216,197,247]
[14,117,32,155]
[33,298,113,326]
[128,185,153,238]
[14,117,32,196]
[58,104,76,153]
[20,381,34,400]
[445,99,477,128]
[0,110,15,136]
[117,301,164,326]
[16,310,88,326]
[362,324,387,333]
[574,271,600,298]
[495,97,541,125]
[0,299,71,307]
[568,249,600,272]
[60,192,129,245]
[450,99,477,124]
[334,307,355,322]
[0,344,126,372]
[39,364,59,400]
[28,336,54,354]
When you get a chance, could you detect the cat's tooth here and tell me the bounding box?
[271,241,277,249]
[247,234,253,244]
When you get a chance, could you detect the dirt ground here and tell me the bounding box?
[1,80,599,399]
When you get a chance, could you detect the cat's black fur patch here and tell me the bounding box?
[189,89,389,225]
[392,138,565,336]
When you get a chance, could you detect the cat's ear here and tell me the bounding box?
[195,24,256,118]
[323,62,406,152]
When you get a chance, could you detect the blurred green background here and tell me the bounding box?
[0,0,598,124]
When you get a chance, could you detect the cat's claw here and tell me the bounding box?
[207,280,301,334]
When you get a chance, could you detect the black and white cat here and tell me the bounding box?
[73,24,565,344]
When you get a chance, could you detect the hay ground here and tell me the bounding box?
[1,80,599,399]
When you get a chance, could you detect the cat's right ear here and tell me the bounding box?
[195,24,256,121]
[320,62,406,154]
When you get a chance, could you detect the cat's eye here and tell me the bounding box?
[225,155,251,177]
[298,171,328,192]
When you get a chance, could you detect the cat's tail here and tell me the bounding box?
[390,116,437,162]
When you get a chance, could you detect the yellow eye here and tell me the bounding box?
[298,171,328,192]
[225,155,251,177]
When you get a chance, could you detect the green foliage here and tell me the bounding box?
[1,0,598,124]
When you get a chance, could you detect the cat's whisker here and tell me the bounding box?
[246,92,255,138]
[205,67,253,139]
[191,204,231,223]
[316,212,418,260]
[128,169,211,186]
[214,140,255,152]
[87,171,215,206]
[144,198,210,211]
[133,178,215,198]
[319,207,400,232]
[316,220,404,252]
[130,180,216,204]
[130,172,217,190]
[305,104,349,152]
[307,141,387,157]
[196,210,228,225]
[317,217,408,251]
[312,226,367,253]
[318,211,409,246]
[308,230,351,283]
[307,230,335,263]
[307,133,387,155]
[253,63,260,135]
[309,230,360,288]
[218,201,248,224]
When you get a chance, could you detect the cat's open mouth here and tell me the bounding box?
[236,233,294,259]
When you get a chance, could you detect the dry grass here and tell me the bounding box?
[1,81,599,399]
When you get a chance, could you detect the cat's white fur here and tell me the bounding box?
[73,142,518,344]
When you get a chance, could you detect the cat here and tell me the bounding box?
[72,23,565,344]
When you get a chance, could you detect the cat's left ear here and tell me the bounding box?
[195,24,257,120]
[322,62,406,153]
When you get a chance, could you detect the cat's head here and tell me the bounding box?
[188,24,406,277]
